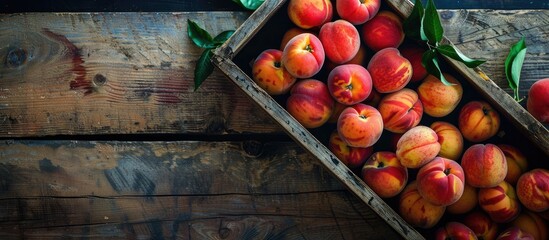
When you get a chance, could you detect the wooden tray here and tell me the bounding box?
[212,0,549,238]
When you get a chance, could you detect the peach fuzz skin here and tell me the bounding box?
[399,181,446,229]
[367,47,412,94]
[279,27,313,51]
[361,11,404,51]
[399,43,428,82]
[418,74,463,117]
[336,0,380,25]
[252,49,297,95]
[458,100,501,142]
[337,103,383,148]
[378,88,423,134]
[396,125,441,169]
[527,78,549,123]
[478,181,521,223]
[430,121,463,161]
[446,183,477,215]
[511,211,548,240]
[319,20,361,64]
[286,79,334,129]
[516,168,549,213]
[462,210,499,240]
[416,157,465,206]
[361,151,408,198]
[328,130,373,170]
[498,144,528,185]
[434,222,477,240]
[282,33,325,79]
[287,0,332,29]
[461,144,507,188]
[327,64,372,105]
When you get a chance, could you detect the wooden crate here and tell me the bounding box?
[212,0,549,238]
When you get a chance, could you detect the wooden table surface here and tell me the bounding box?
[0,1,548,239]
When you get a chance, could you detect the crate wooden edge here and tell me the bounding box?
[212,0,423,239]
[385,0,549,157]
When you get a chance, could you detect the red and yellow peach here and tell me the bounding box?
[418,74,463,117]
[396,125,441,169]
[461,144,507,188]
[286,79,334,128]
[362,151,408,198]
[378,88,423,133]
[367,47,412,93]
[327,64,372,105]
[252,49,297,95]
[337,103,384,148]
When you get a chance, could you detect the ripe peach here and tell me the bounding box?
[418,74,463,117]
[286,79,334,128]
[328,130,373,170]
[511,211,548,240]
[361,151,408,198]
[399,43,428,82]
[319,20,361,64]
[447,183,478,215]
[496,226,535,240]
[527,78,549,123]
[287,0,332,29]
[434,222,477,240]
[462,210,499,240]
[252,49,297,95]
[458,101,501,142]
[327,64,372,105]
[461,144,507,188]
[417,157,465,206]
[399,181,446,229]
[279,27,313,50]
[396,125,441,169]
[478,181,521,223]
[378,88,423,133]
[361,11,405,51]
[497,144,528,185]
[430,121,464,161]
[337,103,383,148]
[367,47,412,93]
[336,0,380,25]
[516,168,549,213]
[324,45,368,72]
[282,33,325,78]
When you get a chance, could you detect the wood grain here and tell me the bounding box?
[0,140,401,239]
[1,10,548,137]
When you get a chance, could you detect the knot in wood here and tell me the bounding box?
[242,140,263,157]
[6,48,27,68]
[93,74,107,86]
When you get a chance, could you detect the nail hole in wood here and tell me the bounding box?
[6,48,27,68]
[93,74,107,86]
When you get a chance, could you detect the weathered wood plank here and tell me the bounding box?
[0,140,401,239]
[1,10,547,137]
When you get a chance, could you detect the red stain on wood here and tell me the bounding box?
[42,28,92,95]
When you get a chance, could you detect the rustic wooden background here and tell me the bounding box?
[0,1,548,239]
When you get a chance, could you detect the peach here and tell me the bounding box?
[328,130,373,170]
[418,74,463,117]
[286,79,334,128]
[430,121,464,161]
[511,211,548,240]
[251,49,297,95]
[336,0,380,25]
[319,20,361,64]
[282,33,325,78]
[279,27,313,50]
[478,181,521,223]
[361,151,408,198]
[361,11,405,51]
[516,168,549,213]
[367,47,412,93]
[417,157,465,206]
[434,222,477,240]
[461,144,507,188]
[396,125,441,169]
[527,78,549,123]
[324,45,368,72]
[496,226,535,240]
[337,103,384,148]
[378,88,423,133]
[287,0,332,29]
[458,101,501,142]
[462,210,499,240]
[447,183,478,215]
[399,181,446,229]
[327,64,372,105]
[497,144,528,185]
[399,43,428,82]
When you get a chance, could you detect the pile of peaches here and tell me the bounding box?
[249,0,548,239]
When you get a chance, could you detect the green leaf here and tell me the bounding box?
[422,49,451,85]
[505,37,527,90]
[436,44,486,68]
[421,0,444,46]
[403,0,424,41]
[213,30,235,46]
[232,0,264,10]
[194,49,214,91]
[187,19,215,49]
